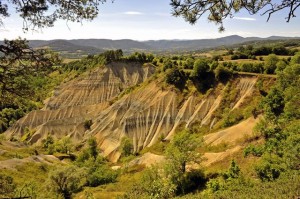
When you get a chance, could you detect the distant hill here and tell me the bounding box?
[45,40,103,54]
[72,39,151,50]
[1,35,299,57]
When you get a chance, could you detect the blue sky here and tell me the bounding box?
[0,0,299,40]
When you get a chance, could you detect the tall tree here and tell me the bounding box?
[0,39,59,105]
[170,0,300,31]
[0,0,109,31]
[0,0,298,32]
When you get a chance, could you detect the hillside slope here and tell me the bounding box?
[5,61,258,162]
[5,62,155,147]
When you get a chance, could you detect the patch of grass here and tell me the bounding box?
[140,141,168,155]
[204,142,231,153]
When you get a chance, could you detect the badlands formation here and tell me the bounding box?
[6,62,259,162]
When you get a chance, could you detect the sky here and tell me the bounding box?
[0,0,299,40]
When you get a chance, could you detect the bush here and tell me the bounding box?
[84,119,92,130]
[255,162,281,181]
[264,54,279,74]
[163,59,173,71]
[207,177,224,192]
[0,174,16,197]
[214,65,233,83]
[48,166,87,199]
[120,137,133,157]
[87,165,118,187]
[165,67,187,89]
[123,166,176,199]
[55,137,73,154]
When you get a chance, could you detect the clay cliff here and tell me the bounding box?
[5,62,257,162]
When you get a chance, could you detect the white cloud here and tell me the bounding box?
[233,17,256,21]
[123,11,143,15]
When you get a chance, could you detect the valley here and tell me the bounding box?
[0,41,299,198]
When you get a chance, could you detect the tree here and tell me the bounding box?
[0,39,59,105]
[55,137,73,154]
[170,0,300,31]
[1,0,298,33]
[0,0,109,31]
[214,65,233,83]
[165,130,203,194]
[264,54,279,74]
[290,52,300,65]
[165,67,187,89]
[166,130,202,174]
[120,137,133,157]
[87,137,98,159]
[48,166,86,199]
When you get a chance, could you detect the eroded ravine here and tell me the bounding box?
[5,63,258,162]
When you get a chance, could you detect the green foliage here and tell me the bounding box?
[206,177,225,193]
[84,119,93,130]
[127,52,149,63]
[21,127,36,143]
[261,87,285,122]
[0,39,60,105]
[221,109,244,128]
[42,135,55,154]
[192,59,210,78]
[122,166,176,199]
[206,160,241,194]
[244,144,264,157]
[166,130,202,174]
[87,164,118,187]
[281,121,300,170]
[275,60,287,73]
[0,174,16,198]
[165,67,187,89]
[87,137,98,159]
[48,166,87,199]
[120,137,133,157]
[223,160,240,180]
[255,161,282,181]
[103,49,123,63]
[214,65,233,83]
[55,137,73,154]
[14,182,38,199]
[163,59,174,71]
[264,54,279,74]
[290,52,300,65]
[183,58,194,69]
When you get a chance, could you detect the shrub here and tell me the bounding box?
[0,174,16,197]
[207,177,224,192]
[264,54,279,74]
[120,137,133,157]
[165,67,187,89]
[48,166,87,199]
[255,162,281,181]
[214,65,233,83]
[84,119,92,130]
[87,165,118,187]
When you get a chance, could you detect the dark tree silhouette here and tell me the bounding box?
[170,0,300,31]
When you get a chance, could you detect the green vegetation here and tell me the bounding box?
[123,130,205,198]
[1,44,299,199]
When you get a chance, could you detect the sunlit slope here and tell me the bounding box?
[5,62,155,144]
[5,62,258,162]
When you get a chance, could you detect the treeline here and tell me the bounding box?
[164,57,232,92]
[230,45,298,60]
